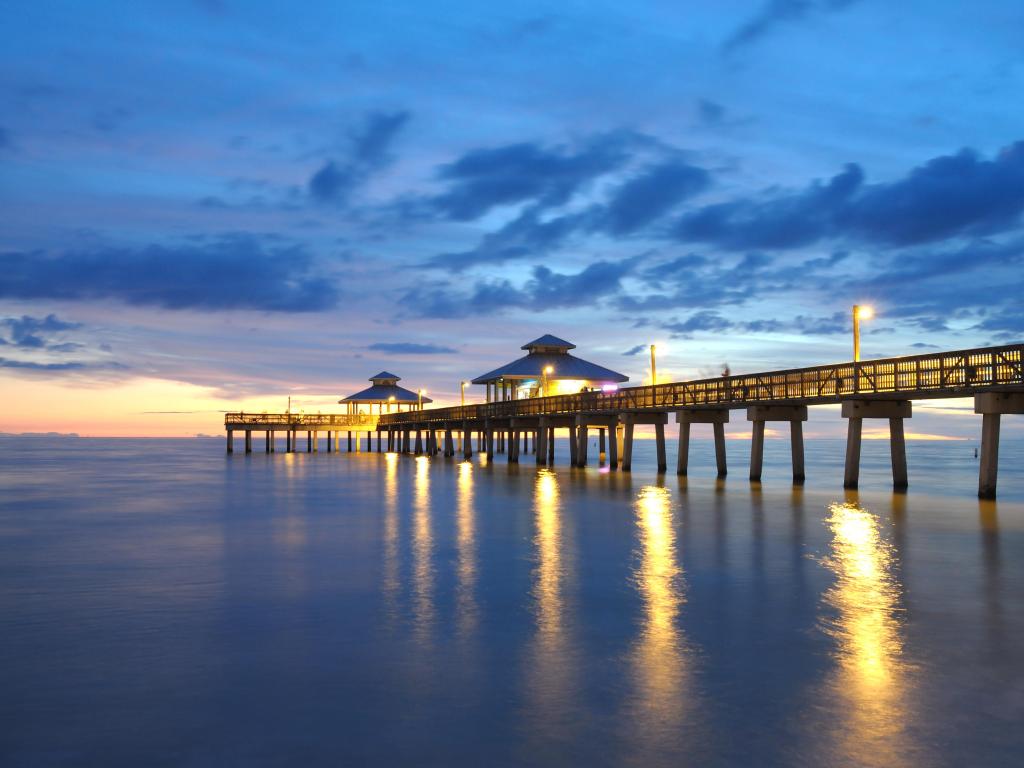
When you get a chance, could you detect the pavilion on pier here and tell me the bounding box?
[339,372,432,414]
[471,335,628,402]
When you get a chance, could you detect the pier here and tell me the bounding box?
[226,343,1024,498]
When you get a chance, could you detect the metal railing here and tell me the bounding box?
[375,343,1024,426]
[224,413,379,428]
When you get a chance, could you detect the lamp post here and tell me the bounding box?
[418,389,425,411]
[460,381,468,407]
[852,304,874,362]
[542,365,554,397]
[650,344,658,386]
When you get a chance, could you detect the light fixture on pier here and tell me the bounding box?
[461,381,468,407]
[852,305,874,362]
[388,395,396,413]
[542,365,554,397]
[650,343,659,386]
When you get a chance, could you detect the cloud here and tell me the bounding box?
[0,357,126,372]
[724,0,862,52]
[674,141,1024,250]
[426,206,586,271]
[660,309,850,339]
[308,110,411,203]
[595,160,711,235]
[622,344,647,356]
[0,235,338,311]
[697,99,725,124]
[432,133,634,220]
[367,342,457,354]
[1,313,81,348]
[404,258,637,318]
[675,163,863,250]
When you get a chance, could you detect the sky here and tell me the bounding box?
[2,1,1024,437]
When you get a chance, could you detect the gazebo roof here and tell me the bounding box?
[472,335,627,385]
[340,372,431,404]
[521,334,575,351]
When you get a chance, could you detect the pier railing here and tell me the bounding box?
[224,413,378,428]
[377,343,1024,426]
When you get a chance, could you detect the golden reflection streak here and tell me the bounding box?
[382,452,400,620]
[627,485,690,760]
[820,501,912,767]
[526,468,576,741]
[456,461,477,638]
[412,455,434,644]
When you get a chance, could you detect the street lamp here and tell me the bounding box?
[650,344,658,386]
[418,389,426,411]
[852,304,874,362]
[460,381,468,407]
[542,365,554,397]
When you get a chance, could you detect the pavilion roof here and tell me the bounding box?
[340,382,431,404]
[471,351,628,385]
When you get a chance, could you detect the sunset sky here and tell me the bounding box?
[2,1,1024,436]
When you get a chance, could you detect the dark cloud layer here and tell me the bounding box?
[0,236,337,311]
[309,111,410,203]
[405,258,637,318]
[596,160,711,235]
[432,134,634,221]
[367,342,457,354]
[1,313,81,348]
[724,0,862,52]
[675,141,1024,250]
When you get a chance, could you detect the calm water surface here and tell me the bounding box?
[2,436,1023,766]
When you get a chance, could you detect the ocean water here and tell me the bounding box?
[1,435,1023,767]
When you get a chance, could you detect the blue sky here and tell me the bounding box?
[2,0,1024,425]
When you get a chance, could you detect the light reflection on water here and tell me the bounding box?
[525,468,578,750]
[818,500,916,767]
[625,485,697,763]
[412,455,434,645]
[2,438,1024,766]
[456,460,477,639]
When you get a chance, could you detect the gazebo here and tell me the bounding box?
[339,372,432,414]
[471,334,628,401]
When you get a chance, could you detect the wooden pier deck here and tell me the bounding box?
[226,343,1024,498]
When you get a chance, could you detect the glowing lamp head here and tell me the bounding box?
[601,383,619,393]
[388,395,396,402]
[544,366,554,375]
[856,305,874,320]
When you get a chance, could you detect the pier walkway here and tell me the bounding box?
[227,343,1024,498]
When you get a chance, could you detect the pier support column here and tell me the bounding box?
[621,415,635,472]
[841,400,912,490]
[414,430,423,455]
[615,425,625,466]
[306,431,312,453]
[607,422,618,468]
[749,422,765,481]
[463,422,473,459]
[377,431,382,453]
[347,432,352,452]
[975,393,1024,499]
[270,431,276,453]
[654,421,667,473]
[568,423,578,467]
[245,430,252,454]
[366,433,371,453]
[676,410,730,475]
[576,417,589,467]
[227,429,234,454]
[509,426,519,464]
[313,431,318,452]
[548,427,555,463]
[265,431,271,453]
[598,428,606,461]
[747,406,808,483]
[537,419,549,465]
